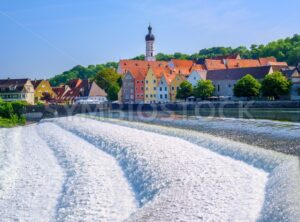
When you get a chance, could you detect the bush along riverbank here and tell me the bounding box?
[0,99,26,127]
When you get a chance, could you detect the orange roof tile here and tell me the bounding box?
[226,59,261,68]
[205,59,227,70]
[190,64,206,71]
[171,59,195,75]
[259,57,277,66]
[267,61,288,66]
[119,60,168,74]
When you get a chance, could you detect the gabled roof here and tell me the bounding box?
[226,59,261,69]
[52,86,67,99]
[282,67,300,78]
[0,78,30,93]
[158,72,176,85]
[67,79,82,89]
[207,66,272,81]
[119,60,168,74]
[258,57,277,66]
[170,59,194,75]
[126,66,148,80]
[88,82,107,97]
[32,80,43,89]
[190,64,206,72]
[205,59,227,70]
[150,66,173,79]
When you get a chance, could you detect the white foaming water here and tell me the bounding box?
[82,114,300,221]
[51,116,269,221]
[0,115,299,221]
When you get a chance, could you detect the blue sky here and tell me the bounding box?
[0,0,299,79]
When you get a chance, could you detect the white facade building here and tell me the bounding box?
[187,70,207,86]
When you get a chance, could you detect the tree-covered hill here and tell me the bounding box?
[49,34,300,86]
[49,62,118,86]
[133,34,300,64]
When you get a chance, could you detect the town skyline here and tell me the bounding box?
[1,0,299,78]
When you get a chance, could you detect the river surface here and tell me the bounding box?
[89,110,300,156]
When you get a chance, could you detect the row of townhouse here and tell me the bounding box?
[0,78,54,105]
[118,55,293,103]
[0,78,107,105]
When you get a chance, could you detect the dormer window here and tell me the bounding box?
[9,85,16,91]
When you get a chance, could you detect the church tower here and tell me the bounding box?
[145,25,156,61]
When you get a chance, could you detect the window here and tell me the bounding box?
[160,95,163,99]
[137,81,139,83]
[141,81,144,83]
[165,87,167,91]
[150,94,153,98]
[176,87,179,91]
[146,94,148,98]
[146,87,148,91]
[153,80,156,83]
[141,87,144,90]
[228,84,231,88]
[194,77,196,80]
[154,87,156,90]
[172,86,174,90]
[165,94,167,99]
[146,80,148,84]
[218,85,220,92]
[160,87,162,91]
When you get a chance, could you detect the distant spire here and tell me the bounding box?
[148,23,152,34]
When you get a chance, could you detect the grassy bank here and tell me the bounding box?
[0,117,22,128]
[0,100,27,128]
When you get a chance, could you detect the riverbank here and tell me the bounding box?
[0,117,26,128]
[23,101,300,123]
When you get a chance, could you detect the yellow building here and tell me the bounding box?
[144,68,159,103]
[32,80,56,102]
[170,73,185,102]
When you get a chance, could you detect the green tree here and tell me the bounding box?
[176,81,193,100]
[194,80,215,100]
[233,74,261,99]
[261,72,292,100]
[94,68,121,101]
[0,102,14,119]
[49,62,118,86]
[107,83,120,101]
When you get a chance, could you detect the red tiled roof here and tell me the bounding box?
[226,59,261,68]
[205,59,227,70]
[259,57,277,66]
[171,59,194,75]
[190,64,206,71]
[119,60,168,74]
[52,86,68,100]
[267,61,288,66]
